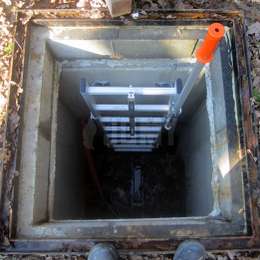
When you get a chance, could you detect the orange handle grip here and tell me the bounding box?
[195,23,225,64]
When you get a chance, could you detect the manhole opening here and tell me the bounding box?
[54,59,210,219]
[15,22,247,238]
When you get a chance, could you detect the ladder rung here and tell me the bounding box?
[100,117,165,124]
[96,104,169,112]
[114,148,152,152]
[113,144,154,149]
[87,87,177,96]
[104,126,161,132]
[110,139,155,144]
[107,133,159,138]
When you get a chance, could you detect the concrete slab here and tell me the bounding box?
[105,0,132,17]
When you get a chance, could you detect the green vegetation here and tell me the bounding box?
[253,88,260,104]
[3,42,14,56]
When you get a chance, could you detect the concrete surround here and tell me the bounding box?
[14,23,246,239]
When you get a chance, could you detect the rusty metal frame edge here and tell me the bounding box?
[1,9,259,253]
[0,11,31,248]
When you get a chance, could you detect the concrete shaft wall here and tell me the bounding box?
[60,60,193,119]
[178,101,213,216]
[53,101,86,219]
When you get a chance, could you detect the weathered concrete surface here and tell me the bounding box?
[206,45,245,223]
[105,0,132,17]
[16,25,51,232]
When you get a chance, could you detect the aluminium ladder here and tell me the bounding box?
[79,23,225,153]
[80,79,181,152]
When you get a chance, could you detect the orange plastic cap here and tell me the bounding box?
[195,23,225,64]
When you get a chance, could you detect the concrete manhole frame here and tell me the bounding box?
[0,9,259,254]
